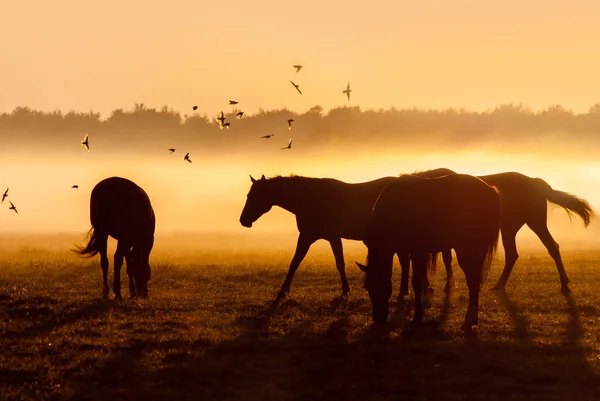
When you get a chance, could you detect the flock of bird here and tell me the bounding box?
[4,64,352,214]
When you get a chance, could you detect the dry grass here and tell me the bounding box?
[1,239,600,400]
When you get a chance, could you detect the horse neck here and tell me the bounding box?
[268,178,309,215]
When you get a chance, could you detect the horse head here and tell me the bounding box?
[130,236,154,297]
[240,174,273,228]
[356,248,394,326]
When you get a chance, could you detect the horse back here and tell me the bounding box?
[367,174,500,252]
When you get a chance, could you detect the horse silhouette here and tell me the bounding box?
[398,170,594,296]
[356,173,501,330]
[240,174,399,298]
[73,177,156,299]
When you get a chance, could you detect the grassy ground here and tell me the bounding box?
[1,243,600,400]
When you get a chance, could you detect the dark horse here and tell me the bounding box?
[399,170,594,296]
[357,174,501,330]
[239,174,398,298]
[73,177,156,299]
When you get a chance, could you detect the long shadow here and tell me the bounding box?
[564,292,583,345]
[2,297,121,338]
[494,291,533,343]
[63,309,600,401]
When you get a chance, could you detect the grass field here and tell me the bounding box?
[1,237,600,400]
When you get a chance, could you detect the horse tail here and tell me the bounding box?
[72,227,100,258]
[482,186,502,284]
[535,178,594,227]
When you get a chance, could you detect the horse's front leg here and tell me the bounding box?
[113,241,130,301]
[412,255,428,324]
[397,252,411,300]
[278,233,316,298]
[125,251,136,298]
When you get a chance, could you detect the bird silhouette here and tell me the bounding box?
[293,65,303,73]
[289,81,302,95]
[9,201,18,214]
[216,110,226,126]
[192,106,198,111]
[281,138,292,150]
[236,111,244,119]
[169,148,176,154]
[221,122,231,129]
[287,119,295,130]
[1,188,7,203]
[229,100,238,105]
[81,133,90,152]
[342,82,352,101]
[260,134,275,139]
[72,185,79,189]
[184,153,192,163]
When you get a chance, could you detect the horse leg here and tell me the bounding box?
[97,233,110,299]
[527,222,570,294]
[113,241,128,301]
[125,253,136,298]
[492,225,522,292]
[442,249,456,294]
[458,251,483,330]
[411,254,428,324]
[278,233,316,298]
[397,252,411,300]
[328,237,350,297]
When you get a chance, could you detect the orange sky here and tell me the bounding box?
[2,0,600,117]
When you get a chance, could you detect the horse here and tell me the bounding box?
[239,174,399,298]
[73,177,156,299]
[398,170,594,296]
[356,173,501,330]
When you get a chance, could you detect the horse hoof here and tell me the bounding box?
[276,290,288,300]
[491,284,505,293]
[115,295,124,302]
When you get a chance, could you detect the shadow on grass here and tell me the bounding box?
[54,293,600,401]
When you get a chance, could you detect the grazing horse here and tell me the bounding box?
[73,177,156,299]
[239,174,398,298]
[357,174,501,330]
[398,170,594,296]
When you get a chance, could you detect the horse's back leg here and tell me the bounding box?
[442,249,456,294]
[96,233,110,299]
[113,241,129,300]
[527,221,570,293]
[278,233,316,298]
[328,237,350,296]
[397,252,410,300]
[492,223,524,292]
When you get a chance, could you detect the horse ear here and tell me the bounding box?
[250,175,256,183]
[260,174,266,180]
[355,262,368,272]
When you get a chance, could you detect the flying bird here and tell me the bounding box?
[289,81,302,95]
[260,134,275,139]
[236,111,244,119]
[169,148,176,154]
[287,119,295,130]
[192,106,198,111]
[281,138,292,150]
[342,82,352,101]
[9,201,18,214]
[221,122,231,129]
[293,65,303,73]
[72,185,79,189]
[1,188,7,203]
[81,133,90,151]
[229,100,238,105]
[216,110,226,126]
[184,153,192,163]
